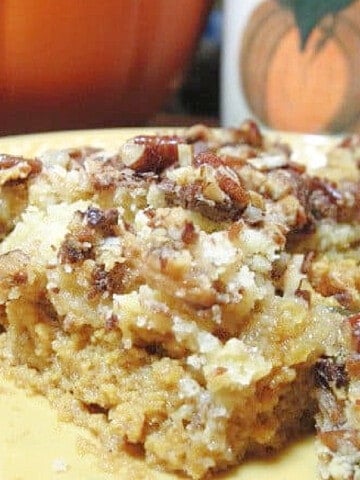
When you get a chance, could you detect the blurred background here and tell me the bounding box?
[153,0,221,127]
[0,0,220,136]
[158,0,360,135]
[2,0,357,136]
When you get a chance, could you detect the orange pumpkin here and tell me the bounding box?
[0,1,210,134]
[240,0,360,133]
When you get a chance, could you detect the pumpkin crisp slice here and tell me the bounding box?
[0,121,359,479]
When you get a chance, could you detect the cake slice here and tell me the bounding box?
[0,122,359,479]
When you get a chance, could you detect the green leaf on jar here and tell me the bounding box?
[277,0,357,49]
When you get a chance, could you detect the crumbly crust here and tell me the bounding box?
[0,121,359,478]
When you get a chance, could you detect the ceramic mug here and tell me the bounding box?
[221,0,360,134]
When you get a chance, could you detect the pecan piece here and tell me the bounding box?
[185,124,215,143]
[0,154,42,185]
[216,170,249,209]
[89,262,133,299]
[315,356,348,390]
[120,135,184,173]
[162,181,246,222]
[0,154,41,173]
[58,234,94,264]
[193,151,224,168]
[66,146,101,165]
[231,119,263,148]
[194,153,250,209]
[181,221,198,245]
[85,207,119,237]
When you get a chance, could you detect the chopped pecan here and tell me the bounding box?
[227,221,244,241]
[36,291,60,325]
[89,264,108,297]
[85,207,119,237]
[107,262,132,294]
[216,169,249,209]
[58,234,94,264]
[195,154,250,210]
[120,135,185,173]
[66,146,101,166]
[270,170,359,230]
[212,326,232,343]
[193,151,224,168]
[185,124,215,144]
[0,154,42,185]
[187,120,263,150]
[231,119,263,148]
[286,160,306,174]
[83,402,109,415]
[181,221,198,245]
[162,180,246,222]
[315,356,348,390]
[89,262,133,299]
[295,288,311,304]
[307,179,340,221]
[0,154,42,173]
[86,157,127,191]
[301,176,360,224]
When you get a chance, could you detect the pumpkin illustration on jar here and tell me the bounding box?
[240,0,360,133]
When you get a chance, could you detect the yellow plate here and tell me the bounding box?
[0,128,323,480]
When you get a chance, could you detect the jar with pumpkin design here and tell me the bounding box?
[221,0,360,134]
